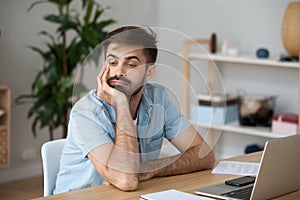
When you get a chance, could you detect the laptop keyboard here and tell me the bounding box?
[222,185,253,200]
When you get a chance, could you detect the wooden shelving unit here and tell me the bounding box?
[188,53,299,69]
[0,86,10,168]
[182,39,300,139]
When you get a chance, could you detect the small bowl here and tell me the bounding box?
[256,48,269,58]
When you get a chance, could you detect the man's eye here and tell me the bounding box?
[127,64,136,68]
[108,61,117,66]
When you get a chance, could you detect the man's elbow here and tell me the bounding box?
[205,151,215,169]
[114,175,139,191]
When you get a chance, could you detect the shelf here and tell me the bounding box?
[188,53,299,69]
[191,120,284,139]
[183,38,300,149]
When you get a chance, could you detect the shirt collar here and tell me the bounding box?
[102,101,117,123]
[93,90,117,123]
[137,84,153,126]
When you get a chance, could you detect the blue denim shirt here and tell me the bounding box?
[53,83,191,194]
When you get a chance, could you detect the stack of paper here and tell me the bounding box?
[212,161,260,176]
[140,189,214,200]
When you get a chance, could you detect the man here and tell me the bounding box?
[54,26,215,194]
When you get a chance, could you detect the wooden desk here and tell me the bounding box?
[34,152,300,200]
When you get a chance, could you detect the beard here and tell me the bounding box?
[107,75,144,97]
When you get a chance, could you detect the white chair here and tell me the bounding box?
[41,138,66,196]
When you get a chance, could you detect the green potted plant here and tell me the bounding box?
[16,0,116,140]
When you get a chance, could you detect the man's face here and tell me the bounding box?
[105,43,150,97]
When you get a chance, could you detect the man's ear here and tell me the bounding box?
[145,64,156,81]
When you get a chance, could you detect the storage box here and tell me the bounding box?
[197,93,238,106]
[190,104,239,124]
[190,93,239,124]
[272,113,298,136]
[239,94,276,127]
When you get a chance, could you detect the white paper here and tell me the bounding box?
[140,189,214,200]
[212,161,260,176]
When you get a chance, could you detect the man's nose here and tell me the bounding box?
[114,64,126,77]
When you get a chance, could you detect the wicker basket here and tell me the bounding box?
[0,129,8,167]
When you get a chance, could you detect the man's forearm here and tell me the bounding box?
[104,102,140,190]
[108,129,139,172]
[139,144,215,181]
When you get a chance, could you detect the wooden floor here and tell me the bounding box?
[0,176,43,200]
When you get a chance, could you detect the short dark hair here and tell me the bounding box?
[102,26,158,65]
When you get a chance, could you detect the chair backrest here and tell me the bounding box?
[41,138,66,196]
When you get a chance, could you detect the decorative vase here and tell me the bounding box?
[281,2,300,57]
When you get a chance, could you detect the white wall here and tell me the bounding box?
[156,0,298,110]
[0,0,298,182]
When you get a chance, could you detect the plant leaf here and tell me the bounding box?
[27,0,48,12]
[84,0,94,26]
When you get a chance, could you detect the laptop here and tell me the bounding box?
[195,134,300,200]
